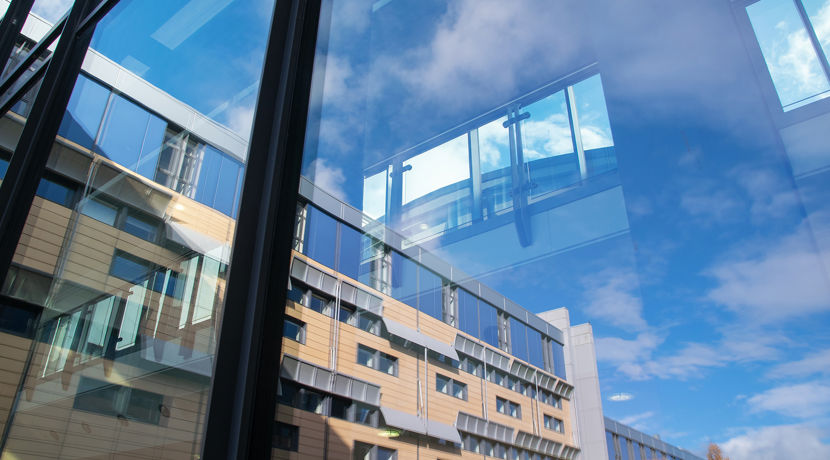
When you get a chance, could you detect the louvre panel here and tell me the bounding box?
[332,374,352,397]
[484,347,511,372]
[305,266,322,289]
[364,383,381,406]
[297,361,317,386]
[290,258,308,282]
[320,273,338,296]
[314,367,333,392]
[280,355,300,379]
[340,282,357,305]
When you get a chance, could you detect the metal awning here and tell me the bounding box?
[455,412,514,444]
[383,318,458,361]
[380,407,426,435]
[340,281,383,316]
[454,334,485,360]
[290,257,338,297]
[484,347,511,372]
[165,221,231,264]
[280,355,381,406]
[426,419,462,444]
[515,431,561,457]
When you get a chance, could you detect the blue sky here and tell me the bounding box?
[298,0,830,458]
[26,0,830,458]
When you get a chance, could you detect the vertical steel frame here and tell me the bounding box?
[201,0,322,458]
[0,0,103,288]
[0,0,35,74]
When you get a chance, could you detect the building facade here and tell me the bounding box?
[0,0,828,459]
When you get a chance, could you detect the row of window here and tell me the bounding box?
[58,74,245,217]
[606,432,681,460]
[277,380,379,427]
[287,283,384,336]
[357,344,398,376]
[461,433,559,460]
[272,423,397,460]
[287,274,563,409]
[283,276,562,409]
[295,202,567,379]
[496,396,522,419]
[543,414,564,433]
[73,377,167,426]
[454,352,562,409]
[435,373,467,400]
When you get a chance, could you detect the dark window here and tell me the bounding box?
[36,177,74,207]
[330,395,352,420]
[552,341,566,379]
[354,442,397,460]
[418,266,443,321]
[357,344,397,376]
[435,373,467,400]
[527,327,545,370]
[457,288,479,338]
[338,222,363,280]
[73,377,163,425]
[479,301,499,348]
[123,211,159,242]
[287,285,305,304]
[95,94,165,173]
[390,250,418,308]
[509,318,529,363]
[308,292,333,316]
[0,157,8,179]
[303,205,337,269]
[496,396,521,419]
[110,250,153,283]
[80,198,118,225]
[339,303,356,325]
[283,317,305,343]
[58,74,110,149]
[460,355,482,376]
[273,422,299,452]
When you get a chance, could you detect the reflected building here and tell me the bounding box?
[0,5,583,460]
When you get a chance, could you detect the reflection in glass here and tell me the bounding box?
[748,0,830,109]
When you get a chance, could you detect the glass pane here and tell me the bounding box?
[747,0,830,109]
[0,0,274,458]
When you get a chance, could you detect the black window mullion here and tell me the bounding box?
[0,0,104,289]
[200,0,322,458]
[0,0,36,76]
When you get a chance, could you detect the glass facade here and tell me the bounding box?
[0,0,827,459]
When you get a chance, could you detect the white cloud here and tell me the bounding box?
[747,381,830,419]
[706,226,830,323]
[522,114,574,160]
[31,0,72,23]
[402,134,470,204]
[767,349,830,379]
[765,4,830,106]
[618,411,654,427]
[307,159,347,201]
[734,168,799,221]
[224,103,255,140]
[680,184,743,225]
[608,392,635,402]
[722,425,830,460]
[595,332,663,380]
[582,269,649,331]
[597,327,782,381]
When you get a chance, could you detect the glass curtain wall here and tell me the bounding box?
[280,0,830,459]
[0,0,273,458]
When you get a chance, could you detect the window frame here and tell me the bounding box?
[356,344,398,376]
